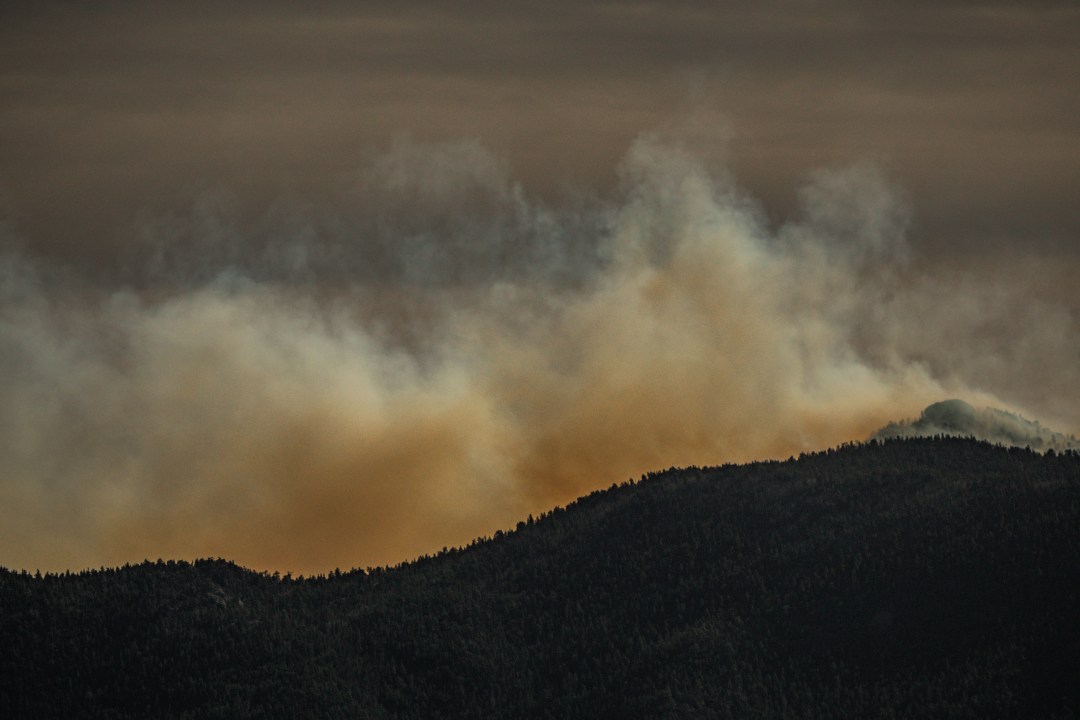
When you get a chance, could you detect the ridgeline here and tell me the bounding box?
[2,437,1079,718]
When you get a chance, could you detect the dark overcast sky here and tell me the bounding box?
[2,0,1078,265]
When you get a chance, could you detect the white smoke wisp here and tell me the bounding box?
[874,399,1080,451]
[0,136,1075,574]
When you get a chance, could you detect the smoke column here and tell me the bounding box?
[1,136,1077,574]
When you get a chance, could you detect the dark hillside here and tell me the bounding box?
[2,438,1079,718]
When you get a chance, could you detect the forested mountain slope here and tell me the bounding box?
[2,438,1079,719]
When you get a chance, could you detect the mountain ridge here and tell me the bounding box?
[2,437,1079,718]
[873,398,1080,452]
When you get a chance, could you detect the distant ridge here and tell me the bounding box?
[873,398,1080,452]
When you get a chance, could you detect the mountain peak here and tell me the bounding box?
[873,398,1079,451]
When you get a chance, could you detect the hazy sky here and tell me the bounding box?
[2,0,1078,573]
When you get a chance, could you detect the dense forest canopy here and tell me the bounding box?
[2,437,1079,718]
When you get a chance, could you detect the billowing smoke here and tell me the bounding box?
[874,399,1080,452]
[1,136,1077,574]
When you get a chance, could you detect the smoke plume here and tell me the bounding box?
[874,399,1080,452]
[1,136,1077,574]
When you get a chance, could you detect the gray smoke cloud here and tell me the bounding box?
[874,399,1080,452]
[4,1,1079,271]
[1,135,1077,574]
